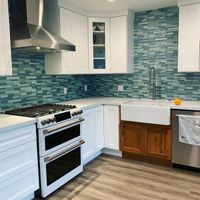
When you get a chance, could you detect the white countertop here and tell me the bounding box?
[0,114,36,133]
[60,97,200,111]
[2,97,200,132]
[60,97,130,110]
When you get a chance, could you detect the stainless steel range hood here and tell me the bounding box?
[10,0,75,53]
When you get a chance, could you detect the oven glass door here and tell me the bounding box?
[45,124,80,151]
[46,146,81,186]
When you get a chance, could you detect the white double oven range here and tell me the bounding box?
[6,104,85,198]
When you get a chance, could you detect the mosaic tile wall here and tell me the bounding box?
[0,52,91,111]
[1,6,200,111]
[89,6,200,101]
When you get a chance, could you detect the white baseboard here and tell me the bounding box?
[83,148,122,166]
[83,150,102,165]
[102,148,122,157]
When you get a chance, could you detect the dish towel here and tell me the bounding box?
[178,115,200,146]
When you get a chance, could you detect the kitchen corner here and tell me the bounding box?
[1,0,200,199]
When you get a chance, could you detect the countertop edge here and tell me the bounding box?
[0,114,36,133]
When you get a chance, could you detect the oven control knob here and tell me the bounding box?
[52,117,56,122]
[72,112,75,116]
[46,119,51,124]
[41,120,46,125]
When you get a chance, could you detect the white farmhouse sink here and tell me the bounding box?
[121,100,171,125]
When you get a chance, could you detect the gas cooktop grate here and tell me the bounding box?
[5,104,76,117]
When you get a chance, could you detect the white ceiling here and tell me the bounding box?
[63,0,178,12]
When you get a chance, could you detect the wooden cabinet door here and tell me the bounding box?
[146,126,171,160]
[120,123,145,154]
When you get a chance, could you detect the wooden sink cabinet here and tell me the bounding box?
[120,121,172,166]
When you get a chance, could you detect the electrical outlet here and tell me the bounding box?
[64,87,68,94]
[117,85,124,91]
[84,85,88,92]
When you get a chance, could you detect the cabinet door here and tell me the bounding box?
[81,109,95,162]
[45,8,89,74]
[88,18,110,73]
[104,105,119,150]
[120,123,145,154]
[178,4,200,72]
[60,8,89,74]
[0,0,12,75]
[0,141,38,182]
[0,125,36,153]
[94,106,104,151]
[110,15,133,73]
[146,127,171,160]
[0,166,39,200]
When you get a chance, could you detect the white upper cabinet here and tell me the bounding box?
[178,3,200,72]
[45,6,89,74]
[88,11,134,74]
[0,0,12,76]
[110,12,134,73]
[88,18,110,74]
[44,0,134,74]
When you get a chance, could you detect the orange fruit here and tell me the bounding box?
[174,98,182,105]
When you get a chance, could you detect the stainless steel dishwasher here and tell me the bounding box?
[172,109,200,169]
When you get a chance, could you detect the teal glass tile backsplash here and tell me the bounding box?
[89,6,200,101]
[0,52,90,111]
[1,6,200,111]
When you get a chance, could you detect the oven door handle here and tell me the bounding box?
[44,140,85,163]
[43,118,84,135]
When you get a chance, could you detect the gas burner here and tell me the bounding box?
[5,103,77,118]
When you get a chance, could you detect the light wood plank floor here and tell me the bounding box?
[37,155,200,200]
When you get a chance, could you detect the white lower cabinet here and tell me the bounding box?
[94,106,104,151]
[82,104,121,164]
[0,124,39,200]
[0,166,38,200]
[104,105,120,150]
[82,108,95,163]
[81,105,104,164]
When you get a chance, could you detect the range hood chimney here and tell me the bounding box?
[10,0,75,53]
